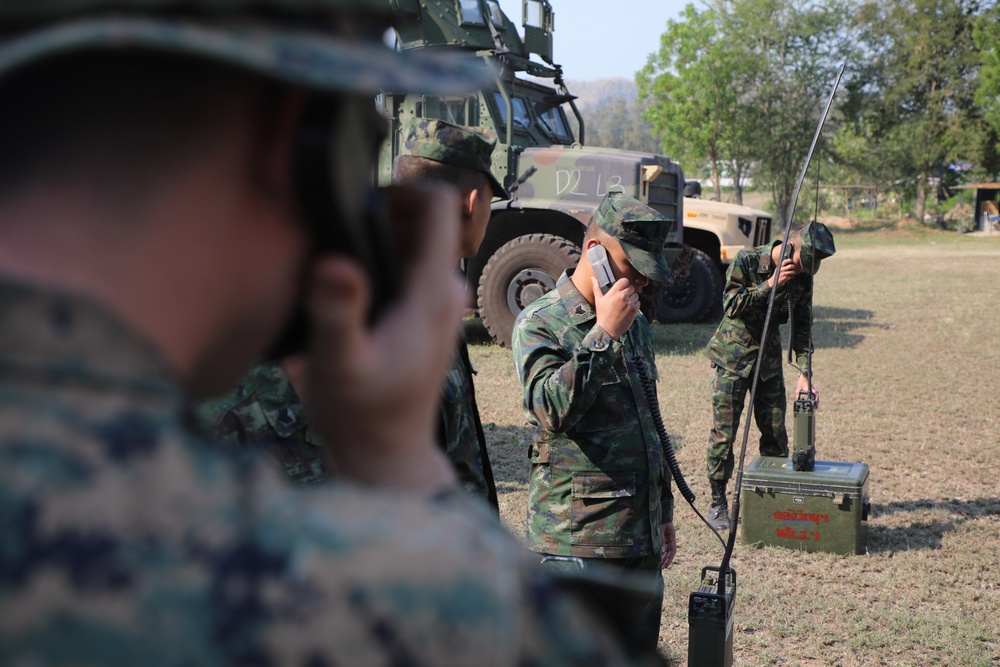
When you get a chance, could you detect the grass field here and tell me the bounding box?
[466,226,1000,666]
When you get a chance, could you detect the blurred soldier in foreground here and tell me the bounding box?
[0,2,662,664]
[393,117,508,512]
[705,222,836,530]
[512,193,678,652]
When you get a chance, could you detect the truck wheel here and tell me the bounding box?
[649,247,723,323]
[477,233,580,347]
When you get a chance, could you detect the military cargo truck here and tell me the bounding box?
[379,0,771,346]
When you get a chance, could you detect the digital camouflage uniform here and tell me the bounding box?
[0,3,663,666]
[511,193,677,651]
[0,281,654,666]
[198,362,330,486]
[398,117,508,512]
[705,223,836,482]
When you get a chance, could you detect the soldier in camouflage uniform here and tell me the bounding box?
[0,2,665,665]
[199,358,331,485]
[200,119,506,506]
[393,117,509,512]
[512,192,678,652]
[705,222,836,530]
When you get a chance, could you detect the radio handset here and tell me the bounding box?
[587,244,616,294]
[781,241,795,263]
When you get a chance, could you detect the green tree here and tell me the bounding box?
[856,0,984,221]
[712,0,853,224]
[637,4,755,203]
[639,0,852,219]
[974,2,1000,169]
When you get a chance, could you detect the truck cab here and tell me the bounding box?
[379,0,768,344]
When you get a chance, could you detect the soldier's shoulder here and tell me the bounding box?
[516,289,566,328]
[733,244,767,264]
[280,485,639,664]
[196,379,261,427]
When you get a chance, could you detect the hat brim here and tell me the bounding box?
[621,243,671,285]
[800,254,821,275]
[486,172,510,201]
[0,17,494,95]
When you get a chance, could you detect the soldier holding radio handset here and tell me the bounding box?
[705,222,837,531]
[512,192,679,653]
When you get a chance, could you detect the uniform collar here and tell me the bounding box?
[757,240,782,276]
[244,362,307,438]
[555,269,596,326]
[0,276,182,403]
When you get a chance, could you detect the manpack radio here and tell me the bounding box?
[687,65,861,667]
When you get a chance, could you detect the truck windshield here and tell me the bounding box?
[537,106,570,140]
[492,92,531,129]
[459,0,484,24]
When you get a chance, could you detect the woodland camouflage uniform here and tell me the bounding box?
[399,117,504,511]
[439,330,499,509]
[400,117,508,200]
[706,222,836,482]
[0,2,659,665]
[512,193,676,650]
[198,362,330,485]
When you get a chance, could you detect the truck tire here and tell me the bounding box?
[647,247,723,324]
[477,233,580,347]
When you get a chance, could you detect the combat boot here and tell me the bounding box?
[708,479,730,531]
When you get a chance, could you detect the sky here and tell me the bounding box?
[496,0,694,81]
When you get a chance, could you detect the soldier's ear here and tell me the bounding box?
[460,188,477,220]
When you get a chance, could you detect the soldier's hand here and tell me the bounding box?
[796,374,819,408]
[769,258,799,289]
[305,184,462,493]
[592,276,640,340]
[660,522,677,569]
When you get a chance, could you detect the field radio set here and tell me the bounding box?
[686,65,873,667]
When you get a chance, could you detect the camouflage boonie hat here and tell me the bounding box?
[0,1,490,95]
[400,118,509,200]
[799,221,836,275]
[593,193,673,284]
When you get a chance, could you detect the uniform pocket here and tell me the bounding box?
[706,322,758,379]
[570,472,637,547]
[572,362,633,434]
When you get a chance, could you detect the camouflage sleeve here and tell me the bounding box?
[792,275,814,375]
[512,317,624,433]
[721,251,770,319]
[660,491,674,525]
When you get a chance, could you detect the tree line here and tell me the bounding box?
[586,0,1000,225]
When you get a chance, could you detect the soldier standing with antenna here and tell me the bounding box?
[704,222,836,531]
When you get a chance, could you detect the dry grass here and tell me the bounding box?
[466,226,1000,666]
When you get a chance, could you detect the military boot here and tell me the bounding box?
[708,479,730,531]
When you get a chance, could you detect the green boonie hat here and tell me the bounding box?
[400,118,509,200]
[799,221,836,275]
[593,192,673,284]
[0,1,491,95]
